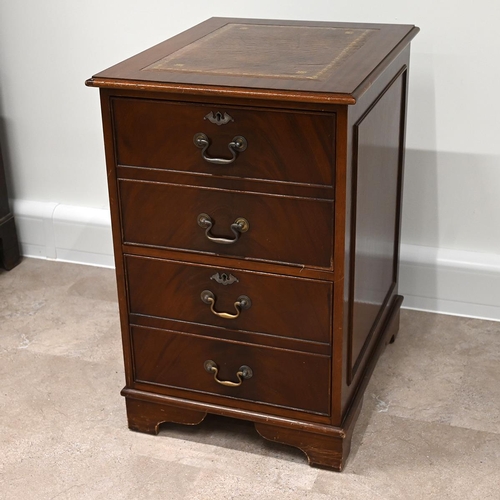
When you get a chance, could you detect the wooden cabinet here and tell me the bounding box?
[87,18,419,471]
[0,139,20,270]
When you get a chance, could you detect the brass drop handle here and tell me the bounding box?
[204,360,253,387]
[197,213,249,245]
[200,290,252,319]
[193,132,247,165]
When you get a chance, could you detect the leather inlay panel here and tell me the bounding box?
[145,24,376,80]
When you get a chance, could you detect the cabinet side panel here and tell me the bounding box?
[347,67,407,384]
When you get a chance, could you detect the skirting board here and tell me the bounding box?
[11,200,500,322]
[400,243,500,322]
[12,199,114,268]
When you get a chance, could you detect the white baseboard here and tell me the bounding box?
[399,243,500,322]
[12,200,114,268]
[10,200,500,321]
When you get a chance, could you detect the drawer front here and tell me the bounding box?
[112,98,335,186]
[119,180,334,268]
[131,326,331,415]
[125,255,332,344]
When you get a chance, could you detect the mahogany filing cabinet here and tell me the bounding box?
[87,18,419,471]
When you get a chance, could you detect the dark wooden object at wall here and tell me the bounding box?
[86,18,419,471]
[0,138,20,270]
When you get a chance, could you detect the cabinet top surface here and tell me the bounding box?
[88,18,418,102]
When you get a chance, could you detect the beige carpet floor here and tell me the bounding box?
[1,258,499,499]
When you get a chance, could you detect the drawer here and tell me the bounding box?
[112,98,335,187]
[125,255,332,344]
[119,180,334,268]
[131,325,331,415]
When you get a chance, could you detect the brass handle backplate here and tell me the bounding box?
[197,213,249,245]
[193,132,247,165]
[200,290,251,319]
[204,360,253,387]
